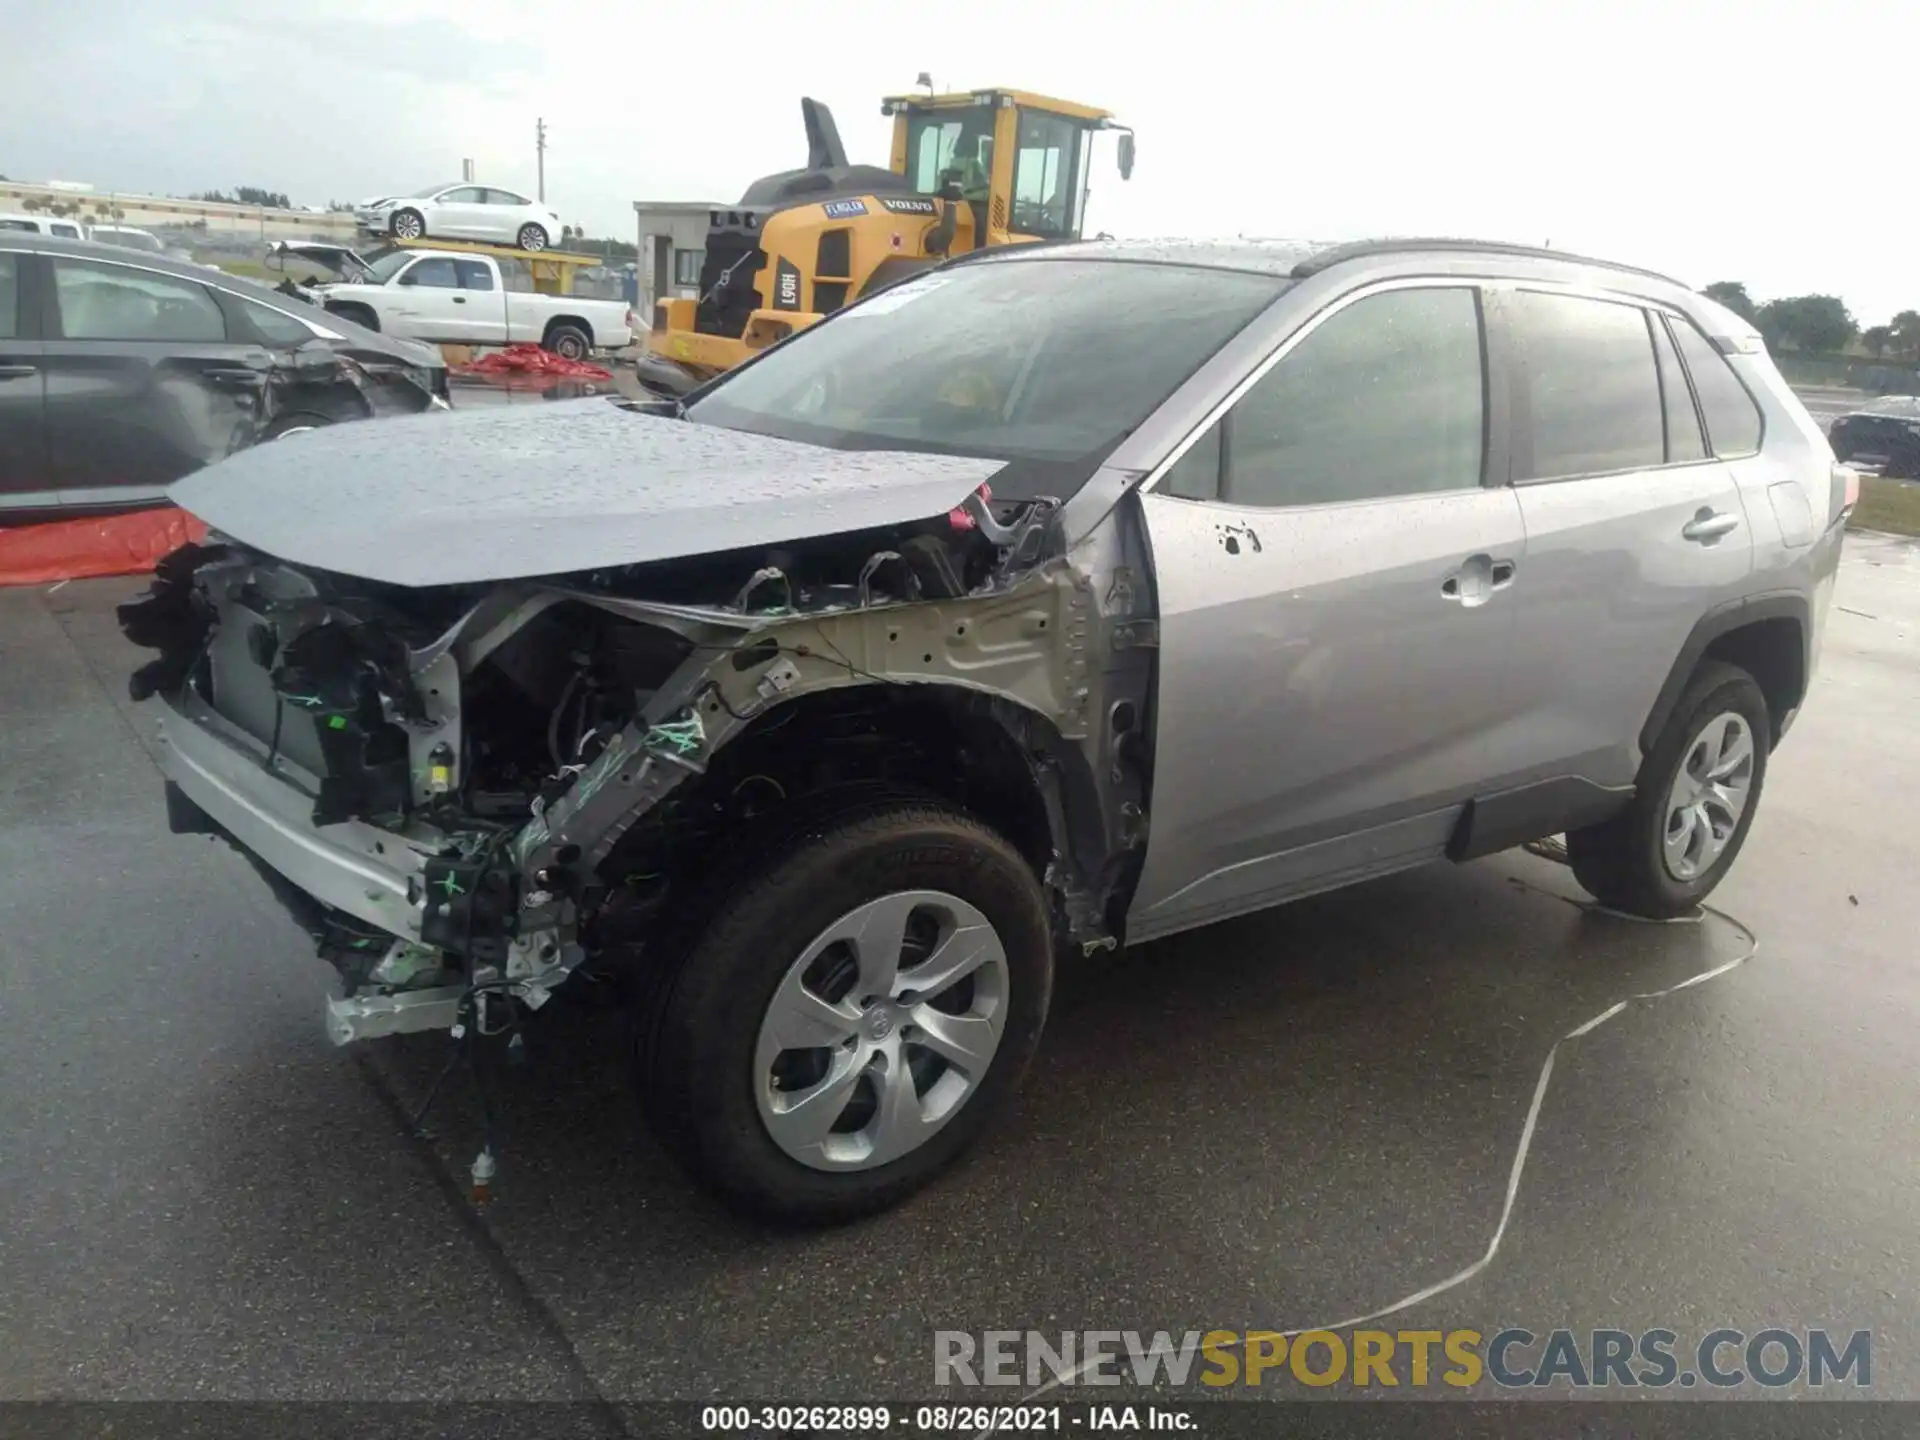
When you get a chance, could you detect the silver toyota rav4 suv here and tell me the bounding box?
[125,237,1849,1223]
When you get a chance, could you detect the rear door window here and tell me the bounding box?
[1650,312,1707,463]
[51,258,226,342]
[1511,290,1664,480]
[1669,316,1764,457]
[1222,285,1487,507]
[454,259,496,291]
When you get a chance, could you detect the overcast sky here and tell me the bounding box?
[5,0,1912,321]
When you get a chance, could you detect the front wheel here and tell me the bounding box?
[1569,660,1770,917]
[516,223,549,252]
[639,798,1053,1224]
[389,208,425,241]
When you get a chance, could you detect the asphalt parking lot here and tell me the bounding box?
[1,531,1916,1418]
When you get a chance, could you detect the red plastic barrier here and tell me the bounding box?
[0,508,207,588]
[456,343,612,382]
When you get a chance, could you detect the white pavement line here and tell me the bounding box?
[979,894,1760,1432]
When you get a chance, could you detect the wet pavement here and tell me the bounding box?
[1,532,1915,1411]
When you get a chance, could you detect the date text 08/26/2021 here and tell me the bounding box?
[701,1405,1186,1432]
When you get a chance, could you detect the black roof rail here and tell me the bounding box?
[1290,237,1686,288]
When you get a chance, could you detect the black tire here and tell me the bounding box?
[1568,660,1770,918]
[638,795,1053,1225]
[517,223,548,252]
[543,323,591,361]
[389,208,425,241]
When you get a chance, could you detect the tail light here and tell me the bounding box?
[1831,461,1860,523]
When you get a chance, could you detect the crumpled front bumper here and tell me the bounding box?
[154,687,427,940]
[154,687,482,1042]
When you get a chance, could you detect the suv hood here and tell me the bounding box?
[168,398,1003,588]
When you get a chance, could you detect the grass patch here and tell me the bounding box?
[1850,474,1920,537]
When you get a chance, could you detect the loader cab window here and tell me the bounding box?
[1010,110,1087,240]
[909,106,996,203]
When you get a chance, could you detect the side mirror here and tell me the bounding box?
[397,271,417,286]
[1117,133,1136,181]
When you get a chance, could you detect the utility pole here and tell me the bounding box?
[535,117,547,202]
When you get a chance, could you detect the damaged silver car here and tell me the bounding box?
[124,238,1845,1222]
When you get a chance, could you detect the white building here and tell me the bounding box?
[632,201,721,318]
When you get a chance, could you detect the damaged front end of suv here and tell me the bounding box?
[121,396,1157,1212]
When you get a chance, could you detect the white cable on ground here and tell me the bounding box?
[981,880,1760,1430]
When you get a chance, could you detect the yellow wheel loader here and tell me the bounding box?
[636,86,1134,398]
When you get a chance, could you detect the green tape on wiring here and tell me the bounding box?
[327,715,348,730]
[644,718,705,756]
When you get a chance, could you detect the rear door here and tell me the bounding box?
[41,254,272,506]
[453,258,509,342]
[0,246,50,511]
[484,188,533,244]
[1130,280,1527,940]
[1491,286,1755,795]
[496,258,541,342]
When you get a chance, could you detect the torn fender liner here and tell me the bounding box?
[168,398,1005,588]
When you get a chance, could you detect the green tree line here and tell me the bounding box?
[1703,281,1920,363]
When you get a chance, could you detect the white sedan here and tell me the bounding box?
[354,184,563,252]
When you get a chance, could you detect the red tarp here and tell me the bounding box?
[453,343,613,390]
[0,508,206,588]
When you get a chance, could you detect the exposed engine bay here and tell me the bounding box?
[120,481,1156,1050]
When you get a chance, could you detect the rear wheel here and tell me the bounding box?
[517,223,549,252]
[1568,661,1770,917]
[638,797,1053,1224]
[543,323,591,361]
[389,208,425,241]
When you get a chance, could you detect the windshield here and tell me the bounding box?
[364,249,416,283]
[688,258,1285,496]
[410,183,454,199]
[907,106,996,201]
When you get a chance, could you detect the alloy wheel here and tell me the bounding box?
[1661,710,1755,881]
[753,890,1010,1172]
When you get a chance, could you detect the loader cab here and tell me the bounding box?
[882,89,1130,248]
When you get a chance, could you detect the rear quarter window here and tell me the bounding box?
[1670,316,1764,457]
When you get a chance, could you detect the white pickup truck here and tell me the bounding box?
[313,249,633,359]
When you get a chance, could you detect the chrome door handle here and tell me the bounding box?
[1682,509,1740,544]
[0,363,36,379]
[1441,553,1516,607]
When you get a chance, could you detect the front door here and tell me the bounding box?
[1490,288,1757,795]
[40,254,268,507]
[0,248,50,512]
[1129,281,1526,941]
[385,255,467,341]
[431,186,490,239]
